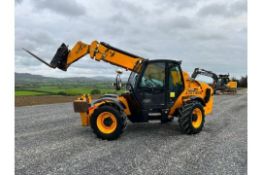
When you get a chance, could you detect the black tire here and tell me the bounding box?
[178,101,205,134]
[121,112,128,130]
[90,105,126,140]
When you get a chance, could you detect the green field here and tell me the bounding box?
[15,86,125,96]
[15,90,49,96]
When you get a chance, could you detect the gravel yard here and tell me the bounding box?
[15,90,247,175]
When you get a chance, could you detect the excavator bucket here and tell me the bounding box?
[23,43,70,71]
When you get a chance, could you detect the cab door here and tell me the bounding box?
[167,62,184,107]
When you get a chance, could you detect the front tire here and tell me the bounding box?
[178,101,205,134]
[90,105,126,140]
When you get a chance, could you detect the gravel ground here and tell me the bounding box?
[15,89,247,175]
[15,95,78,107]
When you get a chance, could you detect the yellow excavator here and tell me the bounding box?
[191,68,237,95]
[216,74,237,95]
[24,40,214,140]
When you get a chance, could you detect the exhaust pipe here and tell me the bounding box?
[23,43,70,71]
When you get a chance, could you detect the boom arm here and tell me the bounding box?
[191,68,218,83]
[24,40,145,72]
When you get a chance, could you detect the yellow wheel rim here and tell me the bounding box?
[192,108,203,129]
[96,112,117,134]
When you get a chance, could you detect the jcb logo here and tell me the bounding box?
[188,88,201,95]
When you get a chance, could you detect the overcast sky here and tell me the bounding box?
[15,0,247,79]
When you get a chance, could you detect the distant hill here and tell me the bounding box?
[15,72,114,87]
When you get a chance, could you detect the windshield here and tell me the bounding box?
[139,62,165,89]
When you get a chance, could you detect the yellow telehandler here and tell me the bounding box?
[24,40,214,140]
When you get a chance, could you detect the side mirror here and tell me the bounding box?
[114,70,123,90]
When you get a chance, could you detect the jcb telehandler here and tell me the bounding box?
[24,40,214,140]
[191,68,237,95]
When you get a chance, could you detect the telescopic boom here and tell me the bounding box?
[24,40,145,72]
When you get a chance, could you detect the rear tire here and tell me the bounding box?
[90,105,126,140]
[178,101,205,134]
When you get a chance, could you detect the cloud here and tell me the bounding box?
[192,32,227,41]
[15,0,23,4]
[15,0,247,79]
[230,0,247,14]
[198,3,228,17]
[31,0,86,17]
[112,0,148,16]
[154,0,198,10]
[198,1,247,18]
[163,16,195,30]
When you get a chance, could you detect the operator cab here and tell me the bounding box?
[216,74,230,90]
[125,60,184,122]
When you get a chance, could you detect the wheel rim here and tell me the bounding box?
[96,112,117,134]
[192,108,202,129]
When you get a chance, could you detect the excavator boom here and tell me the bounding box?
[25,40,145,72]
[191,68,218,82]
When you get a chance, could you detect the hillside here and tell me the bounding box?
[15,73,114,87]
[15,72,125,96]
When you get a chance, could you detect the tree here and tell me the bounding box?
[239,76,248,88]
